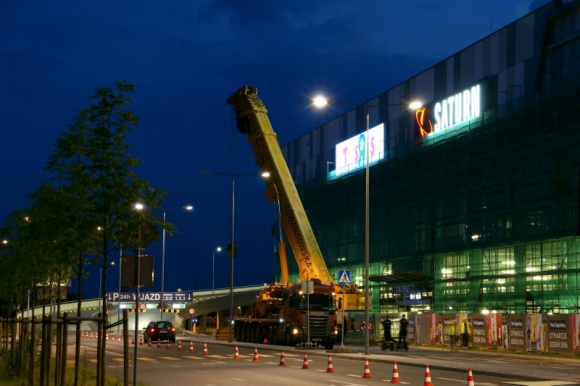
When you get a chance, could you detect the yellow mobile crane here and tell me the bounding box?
[227,86,366,348]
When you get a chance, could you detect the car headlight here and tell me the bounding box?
[292,328,299,335]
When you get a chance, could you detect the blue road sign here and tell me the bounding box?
[338,269,351,285]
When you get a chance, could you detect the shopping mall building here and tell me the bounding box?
[280,0,580,318]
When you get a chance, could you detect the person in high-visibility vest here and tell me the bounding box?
[460,319,470,348]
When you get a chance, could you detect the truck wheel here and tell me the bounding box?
[271,327,278,345]
[241,325,247,342]
[251,325,258,343]
[285,328,294,347]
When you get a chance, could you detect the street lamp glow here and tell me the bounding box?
[313,95,422,110]
[212,246,222,292]
[313,96,329,107]
[134,202,144,211]
[161,205,195,320]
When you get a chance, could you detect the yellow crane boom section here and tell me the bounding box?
[227,86,334,285]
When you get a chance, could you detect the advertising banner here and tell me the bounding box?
[546,316,570,354]
[417,314,431,344]
[486,313,502,348]
[507,314,526,351]
[407,314,416,344]
[429,314,440,344]
[471,314,487,348]
[526,314,545,352]
[571,314,580,355]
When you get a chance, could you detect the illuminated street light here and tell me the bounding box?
[133,201,144,386]
[197,170,269,342]
[314,95,421,356]
[212,246,222,292]
[160,205,194,320]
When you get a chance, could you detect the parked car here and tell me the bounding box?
[143,321,176,343]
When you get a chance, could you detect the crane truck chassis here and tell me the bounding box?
[233,279,338,349]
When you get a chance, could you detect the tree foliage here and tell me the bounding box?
[0,80,170,318]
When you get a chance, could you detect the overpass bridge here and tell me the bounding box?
[17,285,264,335]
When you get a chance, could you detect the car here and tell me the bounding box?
[143,321,176,343]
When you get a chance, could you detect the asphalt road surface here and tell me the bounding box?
[70,333,580,385]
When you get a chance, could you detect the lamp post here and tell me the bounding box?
[133,202,144,386]
[161,205,194,320]
[212,246,222,292]
[197,170,270,342]
[313,96,422,355]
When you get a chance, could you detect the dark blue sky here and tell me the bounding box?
[0,1,546,298]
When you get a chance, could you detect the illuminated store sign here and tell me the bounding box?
[418,84,481,137]
[334,123,384,176]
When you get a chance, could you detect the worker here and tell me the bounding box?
[399,314,409,348]
[461,318,470,348]
[382,315,392,342]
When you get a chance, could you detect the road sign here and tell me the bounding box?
[338,269,351,285]
[188,308,195,315]
[191,317,198,324]
[139,303,146,310]
[107,291,193,303]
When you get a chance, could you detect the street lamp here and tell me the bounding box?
[313,95,421,355]
[161,205,194,320]
[212,246,222,292]
[133,201,144,386]
[197,170,270,342]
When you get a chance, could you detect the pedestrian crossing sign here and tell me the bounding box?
[338,269,351,285]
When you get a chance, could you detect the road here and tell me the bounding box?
[71,333,580,385]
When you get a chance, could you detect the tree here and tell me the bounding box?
[43,80,168,385]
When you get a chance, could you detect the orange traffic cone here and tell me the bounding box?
[466,368,474,386]
[117,336,121,343]
[203,342,208,355]
[189,341,194,353]
[90,332,93,340]
[302,352,309,369]
[252,347,260,362]
[362,357,372,378]
[131,337,134,345]
[326,355,334,373]
[177,340,183,351]
[279,350,286,366]
[233,345,240,359]
[139,338,143,346]
[157,339,161,348]
[390,361,401,383]
[81,331,85,339]
[423,364,434,386]
[147,339,152,347]
[166,340,171,349]
[106,334,109,341]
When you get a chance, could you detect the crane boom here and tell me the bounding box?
[227,86,334,284]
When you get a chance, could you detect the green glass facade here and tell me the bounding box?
[281,1,580,316]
